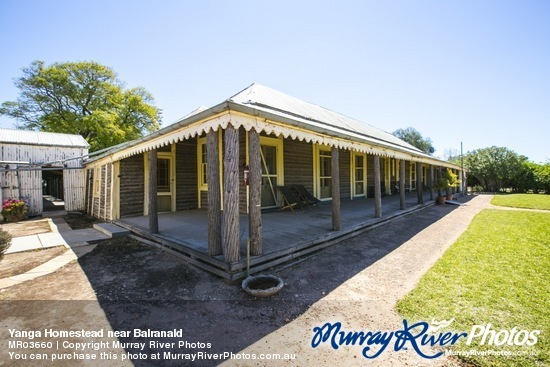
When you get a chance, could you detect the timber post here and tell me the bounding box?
[331,146,341,231]
[207,129,222,256]
[399,159,406,210]
[248,129,262,255]
[437,166,443,198]
[222,125,240,263]
[148,149,159,234]
[429,165,434,200]
[374,155,382,218]
[417,162,424,205]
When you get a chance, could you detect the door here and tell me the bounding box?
[410,162,417,191]
[318,148,332,199]
[352,153,366,197]
[157,156,174,212]
[260,144,278,208]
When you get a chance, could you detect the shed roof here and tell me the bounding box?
[0,128,89,148]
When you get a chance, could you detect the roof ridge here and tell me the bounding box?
[228,84,424,154]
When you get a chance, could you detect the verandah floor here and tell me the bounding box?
[116,191,438,280]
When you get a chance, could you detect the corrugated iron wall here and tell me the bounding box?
[0,143,88,215]
[64,169,86,212]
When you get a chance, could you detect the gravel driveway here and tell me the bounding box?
[1,195,490,366]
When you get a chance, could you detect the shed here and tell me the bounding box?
[0,128,89,216]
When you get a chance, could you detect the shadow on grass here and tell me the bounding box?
[75,196,473,366]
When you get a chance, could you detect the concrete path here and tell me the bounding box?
[222,195,495,367]
[6,231,67,254]
[0,217,102,289]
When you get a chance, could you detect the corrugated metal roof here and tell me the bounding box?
[86,83,458,169]
[0,128,89,148]
[228,83,425,155]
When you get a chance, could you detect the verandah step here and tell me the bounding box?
[93,223,130,238]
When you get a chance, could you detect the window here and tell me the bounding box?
[93,167,100,197]
[201,142,207,186]
[157,158,171,192]
[197,138,208,190]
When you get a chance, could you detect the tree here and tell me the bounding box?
[393,127,434,154]
[530,161,550,194]
[0,60,161,151]
[464,146,527,192]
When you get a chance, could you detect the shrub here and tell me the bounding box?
[1,198,28,222]
[0,228,12,261]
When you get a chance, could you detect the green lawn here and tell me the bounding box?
[397,209,549,367]
[491,193,550,210]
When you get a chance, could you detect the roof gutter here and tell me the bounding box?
[85,99,459,170]
[85,102,232,164]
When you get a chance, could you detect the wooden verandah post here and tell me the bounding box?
[416,161,424,205]
[429,165,435,201]
[248,129,262,255]
[399,159,406,210]
[222,125,240,263]
[207,129,222,256]
[331,146,340,231]
[148,149,159,234]
[437,166,443,198]
[374,155,382,218]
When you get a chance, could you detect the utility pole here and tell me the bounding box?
[461,141,465,195]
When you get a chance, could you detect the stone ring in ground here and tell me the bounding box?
[241,274,284,297]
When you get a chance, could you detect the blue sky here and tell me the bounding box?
[1,0,548,162]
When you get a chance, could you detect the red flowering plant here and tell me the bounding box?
[1,198,28,222]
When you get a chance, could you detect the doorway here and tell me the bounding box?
[352,152,366,197]
[42,168,65,211]
[314,146,332,200]
[259,136,284,208]
[156,156,174,212]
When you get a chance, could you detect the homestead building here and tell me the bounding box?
[84,84,463,280]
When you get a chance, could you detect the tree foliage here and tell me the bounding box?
[463,146,550,193]
[526,161,550,193]
[393,127,434,154]
[0,60,161,151]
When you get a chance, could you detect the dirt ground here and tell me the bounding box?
[0,218,52,237]
[0,196,487,367]
[62,213,103,230]
[0,246,67,278]
[0,214,100,278]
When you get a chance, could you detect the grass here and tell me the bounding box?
[491,193,550,210]
[396,209,549,367]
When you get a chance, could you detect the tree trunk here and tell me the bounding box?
[207,129,222,256]
[148,149,159,234]
[222,126,240,263]
[374,155,382,218]
[248,129,262,255]
[331,146,340,231]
